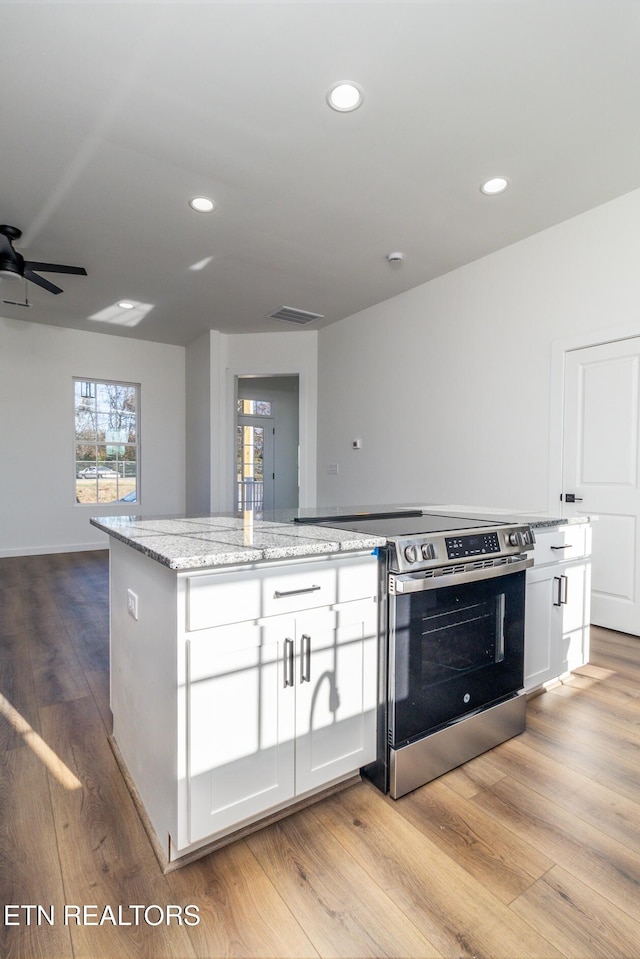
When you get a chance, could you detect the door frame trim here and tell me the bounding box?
[227,369,313,511]
[549,319,640,512]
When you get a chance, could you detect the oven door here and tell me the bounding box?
[389,564,527,748]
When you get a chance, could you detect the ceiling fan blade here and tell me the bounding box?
[23,269,64,295]
[24,260,87,276]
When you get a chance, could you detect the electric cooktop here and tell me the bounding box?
[295,509,536,573]
[296,509,508,537]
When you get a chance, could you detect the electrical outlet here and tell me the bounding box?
[127,589,139,620]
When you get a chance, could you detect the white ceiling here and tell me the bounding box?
[2,1,640,346]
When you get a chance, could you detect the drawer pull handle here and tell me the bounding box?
[550,545,572,550]
[274,585,321,599]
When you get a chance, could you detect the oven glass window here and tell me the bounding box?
[421,594,505,684]
[391,571,525,746]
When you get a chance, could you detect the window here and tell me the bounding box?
[237,398,272,416]
[74,378,139,505]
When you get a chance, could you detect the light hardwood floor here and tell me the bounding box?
[2,550,640,958]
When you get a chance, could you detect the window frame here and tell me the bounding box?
[73,376,141,507]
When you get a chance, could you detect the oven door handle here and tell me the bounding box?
[390,555,534,593]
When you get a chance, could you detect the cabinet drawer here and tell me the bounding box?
[532,525,587,566]
[260,565,338,616]
[186,556,378,632]
[187,563,338,631]
[187,569,263,630]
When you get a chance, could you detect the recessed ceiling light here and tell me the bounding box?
[480,177,510,195]
[189,196,216,213]
[326,81,364,112]
[117,300,135,310]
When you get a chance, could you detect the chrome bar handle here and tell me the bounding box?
[284,638,295,687]
[300,633,311,683]
[390,555,533,594]
[274,585,321,599]
[553,576,563,607]
[554,575,569,606]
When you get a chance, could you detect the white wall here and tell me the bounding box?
[317,188,640,511]
[185,329,230,514]
[0,318,185,556]
[185,331,212,515]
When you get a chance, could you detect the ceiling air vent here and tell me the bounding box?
[268,306,324,326]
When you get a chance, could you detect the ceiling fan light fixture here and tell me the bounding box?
[480,176,510,195]
[326,81,364,112]
[0,262,21,279]
[0,246,23,279]
[189,196,216,213]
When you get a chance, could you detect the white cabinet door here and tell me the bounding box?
[187,618,296,844]
[294,599,378,795]
[184,556,378,847]
[559,562,591,675]
[525,560,591,692]
[524,566,557,690]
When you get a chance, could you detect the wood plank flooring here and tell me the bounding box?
[2,551,640,958]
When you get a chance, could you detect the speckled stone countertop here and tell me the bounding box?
[425,505,593,529]
[89,513,386,571]
[91,503,592,571]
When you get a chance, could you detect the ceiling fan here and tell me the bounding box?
[0,224,87,295]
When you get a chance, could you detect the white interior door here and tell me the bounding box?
[562,337,640,635]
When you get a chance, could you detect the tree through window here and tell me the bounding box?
[74,378,139,504]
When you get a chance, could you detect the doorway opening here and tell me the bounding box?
[235,376,300,515]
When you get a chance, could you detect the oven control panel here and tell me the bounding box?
[390,523,535,573]
[445,531,501,560]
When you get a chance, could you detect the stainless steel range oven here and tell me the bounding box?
[296,509,534,798]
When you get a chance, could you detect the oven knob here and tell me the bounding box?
[421,542,436,561]
[508,531,525,547]
[404,545,418,564]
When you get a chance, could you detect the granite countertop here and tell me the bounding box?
[89,513,386,571]
[425,504,593,529]
[90,502,592,571]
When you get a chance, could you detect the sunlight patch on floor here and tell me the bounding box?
[0,692,82,790]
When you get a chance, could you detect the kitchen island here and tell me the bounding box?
[92,504,592,869]
[90,512,385,870]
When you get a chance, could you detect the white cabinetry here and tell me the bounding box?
[185,590,377,846]
[524,524,591,692]
[109,542,378,864]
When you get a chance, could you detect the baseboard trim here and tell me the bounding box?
[0,543,108,559]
